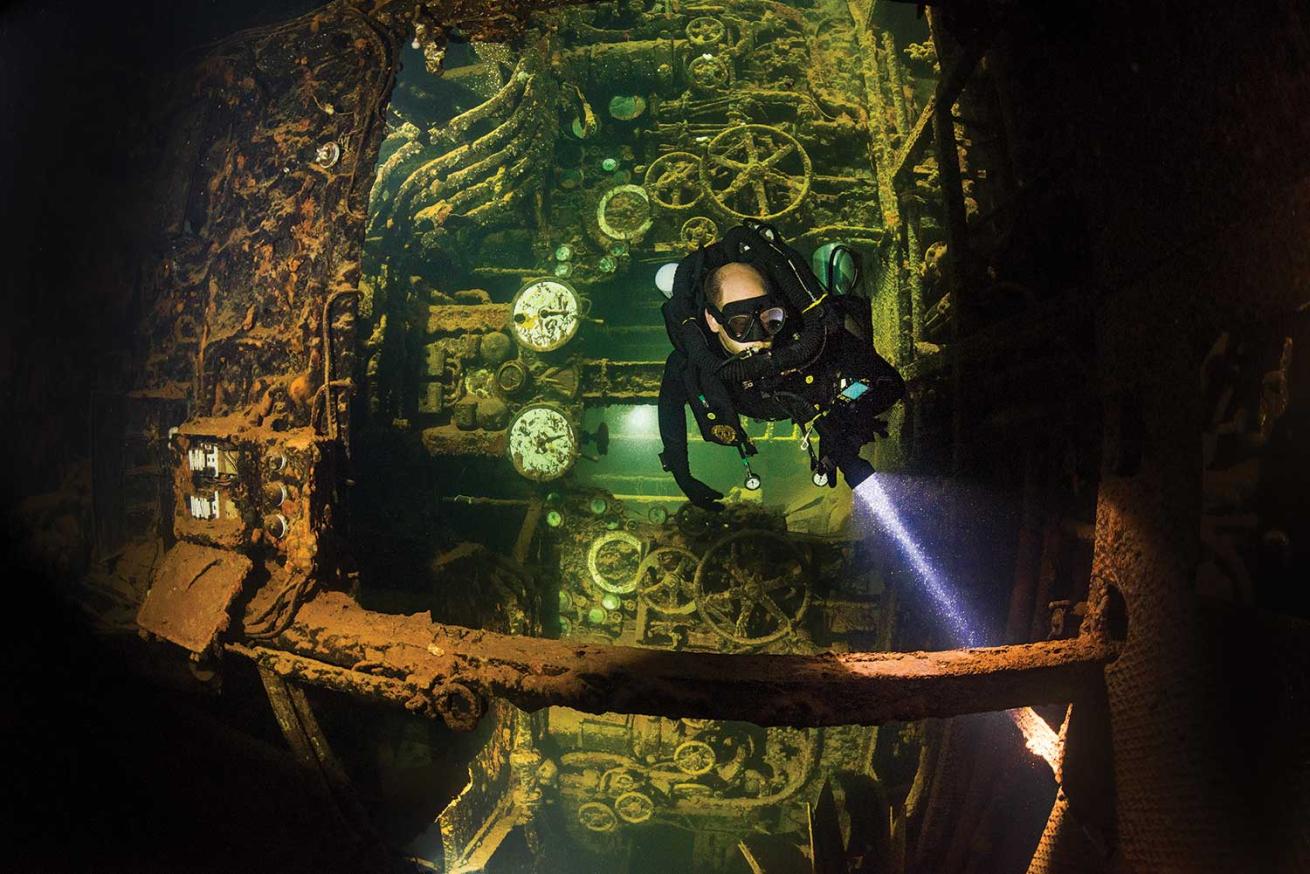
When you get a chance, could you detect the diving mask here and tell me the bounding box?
[709,297,788,343]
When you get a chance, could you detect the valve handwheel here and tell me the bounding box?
[680,216,719,249]
[587,531,645,594]
[597,184,654,241]
[601,767,643,795]
[644,151,705,210]
[685,16,725,47]
[614,791,654,823]
[700,124,812,221]
[637,547,700,615]
[578,801,619,832]
[688,53,731,91]
[693,529,810,646]
[673,739,717,776]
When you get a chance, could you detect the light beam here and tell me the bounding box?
[854,475,981,647]
[854,474,1066,774]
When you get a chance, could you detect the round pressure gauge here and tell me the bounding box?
[507,404,579,481]
[510,279,581,352]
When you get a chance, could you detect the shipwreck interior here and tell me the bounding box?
[2,0,1309,872]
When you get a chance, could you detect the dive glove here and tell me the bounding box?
[674,470,725,511]
[659,450,725,511]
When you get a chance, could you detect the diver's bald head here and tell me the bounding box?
[703,262,769,310]
[703,262,774,354]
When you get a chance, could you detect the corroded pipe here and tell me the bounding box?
[370,136,424,205]
[428,55,530,146]
[240,591,1120,731]
[464,176,535,226]
[437,82,551,195]
[556,40,684,84]
[394,105,531,214]
[446,137,550,215]
[391,72,539,214]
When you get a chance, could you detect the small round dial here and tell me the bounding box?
[507,404,579,481]
[510,279,581,352]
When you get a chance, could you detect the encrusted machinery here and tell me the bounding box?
[543,710,879,850]
[433,692,893,868]
[368,46,558,244]
[136,419,342,660]
[519,491,894,857]
[402,285,592,477]
[545,0,884,264]
[12,0,1149,872]
[360,0,889,482]
[541,492,884,654]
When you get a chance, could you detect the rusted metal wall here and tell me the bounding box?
[1012,1,1310,871]
[135,4,391,443]
[127,1,579,434]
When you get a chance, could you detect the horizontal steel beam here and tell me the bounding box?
[232,591,1120,730]
[579,358,664,403]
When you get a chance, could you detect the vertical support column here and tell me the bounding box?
[512,496,543,566]
[882,32,913,133]
[849,0,900,231]
[925,9,974,306]
[257,666,381,855]
[1028,516,1065,642]
[924,9,975,473]
[905,212,927,356]
[849,0,919,369]
[1005,448,1045,643]
[882,24,927,364]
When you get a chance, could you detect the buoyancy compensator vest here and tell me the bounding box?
[660,222,844,448]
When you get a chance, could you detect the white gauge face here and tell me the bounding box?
[510,280,581,352]
[507,404,578,481]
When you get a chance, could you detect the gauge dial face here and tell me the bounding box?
[510,280,581,352]
[507,404,579,481]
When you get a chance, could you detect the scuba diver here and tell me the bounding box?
[657,221,905,510]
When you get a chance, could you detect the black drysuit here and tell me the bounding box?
[658,289,904,506]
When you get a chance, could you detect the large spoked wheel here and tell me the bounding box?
[694,529,810,647]
[601,767,644,796]
[700,124,812,221]
[687,53,731,91]
[597,184,653,241]
[685,16,725,47]
[637,547,699,615]
[673,739,717,775]
[614,791,654,823]
[645,151,705,210]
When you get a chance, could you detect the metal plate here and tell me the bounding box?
[136,542,252,653]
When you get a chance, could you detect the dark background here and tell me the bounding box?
[2,5,352,871]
